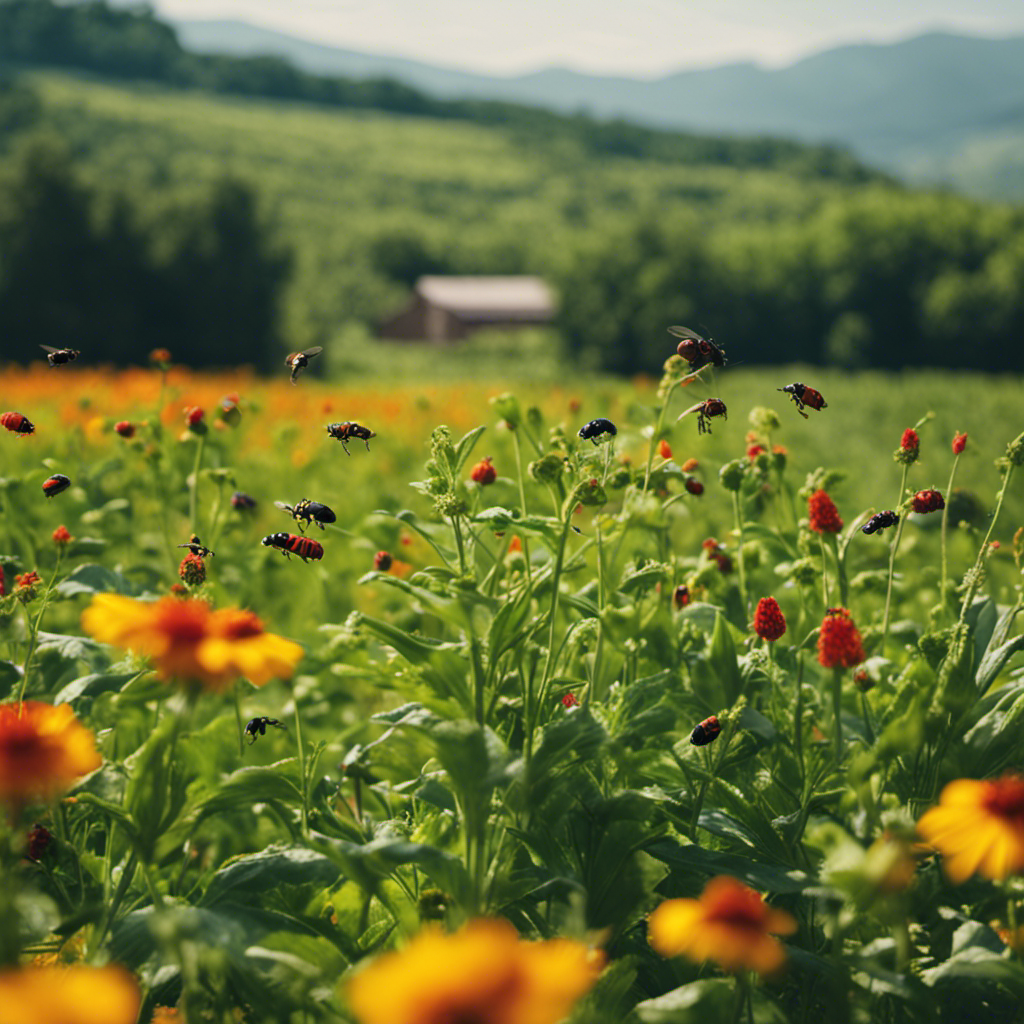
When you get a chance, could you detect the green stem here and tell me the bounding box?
[959,461,1016,624]
[534,517,573,722]
[642,379,679,495]
[940,452,962,621]
[234,681,246,755]
[819,534,830,608]
[881,464,910,656]
[291,683,309,835]
[585,517,606,712]
[832,667,844,765]
[451,515,467,576]
[511,430,533,586]
[794,654,805,786]
[188,433,206,539]
[732,491,748,615]
[17,548,64,707]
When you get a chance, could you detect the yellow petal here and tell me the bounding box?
[648,899,704,957]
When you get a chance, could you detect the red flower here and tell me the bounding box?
[685,478,704,496]
[178,554,206,587]
[901,428,919,452]
[817,607,865,669]
[952,432,968,455]
[52,525,73,547]
[373,551,393,572]
[681,458,699,472]
[912,489,945,514]
[657,439,672,459]
[702,538,721,553]
[753,597,786,642]
[507,536,522,554]
[114,421,135,439]
[470,456,497,485]
[183,406,204,429]
[808,490,843,534]
[561,693,579,708]
[149,348,172,367]
[14,571,41,602]
[673,584,691,609]
[747,444,767,460]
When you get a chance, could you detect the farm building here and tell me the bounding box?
[379,276,556,341]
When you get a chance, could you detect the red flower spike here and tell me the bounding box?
[817,607,865,669]
[561,693,579,708]
[808,490,843,534]
[953,432,968,455]
[911,489,945,514]
[753,597,787,642]
[900,428,919,452]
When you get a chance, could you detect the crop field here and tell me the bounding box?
[2,354,1024,1024]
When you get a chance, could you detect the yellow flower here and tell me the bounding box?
[0,965,139,1024]
[648,876,797,976]
[917,775,1024,883]
[0,702,101,805]
[81,595,303,690]
[345,918,603,1024]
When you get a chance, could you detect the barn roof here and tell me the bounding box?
[416,276,555,320]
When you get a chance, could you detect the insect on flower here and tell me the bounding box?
[1,411,35,436]
[862,510,900,535]
[39,344,80,367]
[668,325,727,371]
[42,474,71,498]
[690,715,721,746]
[327,421,375,454]
[275,499,337,532]
[578,418,617,445]
[244,716,287,745]
[262,533,324,562]
[285,346,323,384]
[177,534,215,558]
[777,382,827,418]
[678,398,727,435]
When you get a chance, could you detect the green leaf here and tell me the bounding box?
[619,561,669,596]
[526,712,607,804]
[647,839,809,894]
[452,425,486,474]
[194,760,303,820]
[54,671,142,707]
[634,979,737,1023]
[975,632,1024,697]
[56,563,147,598]
[73,793,140,843]
[0,660,22,700]
[201,845,343,906]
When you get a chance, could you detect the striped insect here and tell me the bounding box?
[261,532,324,562]
[285,346,323,384]
[689,714,721,747]
[244,716,286,745]
[42,474,71,498]
[1,411,35,436]
[778,382,827,418]
[177,534,215,558]
[678,398,727,435]
[668,325,727,371]
[327,421,375,454]
[274,499,336,532]
[40,345,80,367]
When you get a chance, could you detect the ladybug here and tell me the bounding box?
[275,499,336,532]
[262,532,324,562]
[177,534,215,558]
[578,418,617,445]
[1,411,35,436]
[673,583,691,609]
[42,474,71,498]
[327,421,375,454]
[690,715,721,746]
[40,345,80,367]
[285,346,323,385]
[678,398,727,435]
[231,491,257,510]
[862,510,899,535]
[244,716,287,745]
[778,383,827,418]
[668,325,727,371]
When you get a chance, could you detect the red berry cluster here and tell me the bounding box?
[561,693,579,708]
[753,597,787,642]
[808,490,843,534]
[911,489,945,514]
[817,607,865,669]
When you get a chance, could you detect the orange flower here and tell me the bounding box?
[0,702,101,805]
[81,595,303,690]
[0,965,139,1024]
[648,876,796,975]
[917,775,1024,883]
[345,918,602,1024]
[52,525,73,546]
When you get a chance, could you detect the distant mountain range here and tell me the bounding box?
[172,22,1024,199]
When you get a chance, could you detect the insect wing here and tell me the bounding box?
[300,346,323,359]
[274,501,294,514]
[677,400,710,423]
[668,325,707,344]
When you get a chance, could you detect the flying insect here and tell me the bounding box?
[244,716,287,745]
[177,534,215,558]
[40,345,81,367]
[285,346,323,384]
[275,499,337,532]
[327,421,375,454]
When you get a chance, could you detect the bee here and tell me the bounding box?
[861,510,900,535]
[40,345,81,367]
[230,491,257,511]
[778,382,827,419]
[577,418,617,445]
[262,532,324,562]
[327,421,375,454]
[1,411,35,436]
[689,714,721,746]
[285,346,323,385]
[177,534,215,558]
[678,398,727,435]
[275,499,337,532]
[668,325,727,371]
[42,473,71,498]
[244,716,286,745]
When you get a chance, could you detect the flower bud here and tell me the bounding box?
[753,597,787,641]
[183,406,206,434]
[657,439,672,460]
[952,432,967,455]
[894,428,920,465]
[178,553,206,587]
[470,456,497,485]
[529,453,564,484]
[149,348,172,368]
[911,489,945,514]
[1006,431,1024,467]
[489,393,521,430]
[52,525,73,547]
[719,459,746,492]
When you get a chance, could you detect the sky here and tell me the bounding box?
[146,0,1024,76]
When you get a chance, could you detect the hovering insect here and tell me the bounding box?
[862,510,900,535]
[778,382,827,418]
[275,499,336,532]
[42,474,71,498]
[285,346,323,385]
[40,345,80,367]
[689,714,721,747]
[1,411,35,436]
[244,716,287,745]
[577,418,617,445]
[327,421,375,454]
[668,325,727,372]
[678,398,727,435]
[262,532,324,562]
[231,491,257,511]
[177,534,215,558]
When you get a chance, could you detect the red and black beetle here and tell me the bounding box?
[668,326,727,372]
[1,411,35,436]
[679,398,727,435]
[689,715,721,746]
[778,383,827,418]
[42,474,71,498]
[262,532,324,562]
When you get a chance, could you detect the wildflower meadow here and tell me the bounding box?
[1,346,1024,1024]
